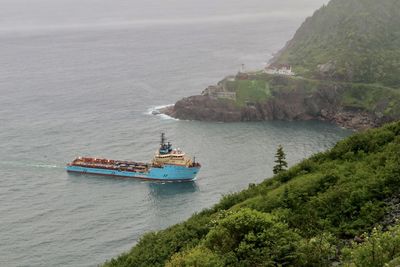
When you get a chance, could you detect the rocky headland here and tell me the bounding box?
[160,0,400,130]
[161,74,399,130]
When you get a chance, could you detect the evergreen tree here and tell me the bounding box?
[273,145,288,174]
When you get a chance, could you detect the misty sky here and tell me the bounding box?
[0,0,330,33]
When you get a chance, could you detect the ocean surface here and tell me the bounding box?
[0,0,349,266]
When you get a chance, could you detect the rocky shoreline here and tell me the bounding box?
[159,78,396,131]
[160,96,381,131]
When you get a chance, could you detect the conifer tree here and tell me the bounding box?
[273,145,288,174]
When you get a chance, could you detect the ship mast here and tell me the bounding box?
[160,133,166,146]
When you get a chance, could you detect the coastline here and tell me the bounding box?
[157,74,398,131]
[158,99,380,131]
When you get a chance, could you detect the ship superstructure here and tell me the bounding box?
[66,134,200,182]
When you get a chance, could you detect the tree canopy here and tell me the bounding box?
[104,121,400,266]
[273,145,288,174]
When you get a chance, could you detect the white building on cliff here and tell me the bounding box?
[265,64,295,76]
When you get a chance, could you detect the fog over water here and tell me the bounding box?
[0,0,348,266]
[1,0,327,32]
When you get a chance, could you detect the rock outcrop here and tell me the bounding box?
[159,0,400,130]
[161,95,242,122]
[161,79,394,130]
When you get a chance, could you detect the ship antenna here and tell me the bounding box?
[161,133,166,145]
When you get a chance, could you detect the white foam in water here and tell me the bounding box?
[159,113,179,121]
[30,164,59,169]
[146,104,178,121]
[0,161,59,169]
[145,104,171,115]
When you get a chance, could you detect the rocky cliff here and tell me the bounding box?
[160,0,400,130]
[161,75,399,130]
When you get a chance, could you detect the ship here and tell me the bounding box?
[66,133,201,182]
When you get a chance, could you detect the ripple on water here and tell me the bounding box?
[0,2,349,265]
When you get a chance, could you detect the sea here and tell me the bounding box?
[0,0,348,266]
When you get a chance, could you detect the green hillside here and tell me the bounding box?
[273,0,400,87]
[226,73,400,120]
[104,121,400,266]
[166,0,400,127]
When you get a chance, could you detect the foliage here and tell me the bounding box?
[273,0,400,87]
[203,208,300,266]
[296,233,337,266]
[342,224,400,267]
[340,83,400,115]
[103,212,212,267]
[273,145,288,174]
[226,73,400,119]
[166,246,224,267]
[103,1,400,264]
[104,121,400,266]
[234,79,270,106]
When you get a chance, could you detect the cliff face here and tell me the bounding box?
[162,80,393,129]
[160,0,400,130]
[163,95,242,122]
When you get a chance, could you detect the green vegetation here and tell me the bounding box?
[273,0,400,87]
[341,83,400,115]
[233,79,270,106]
[273,145,288,174]
[342,225,400,267]
[104,121,400,266]
[227,73,400,119]
[103,1,400,265]
[221,0,400,120]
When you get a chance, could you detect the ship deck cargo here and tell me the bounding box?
[66,134,201,182]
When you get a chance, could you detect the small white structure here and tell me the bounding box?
[240,63,245,73]
[214,91,236,100]
[265,64,295,76]
[201,85,236,101]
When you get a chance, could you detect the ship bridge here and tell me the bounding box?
[153,133,196,167]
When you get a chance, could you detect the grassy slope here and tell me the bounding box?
[221,76,271,107]
[104,121,400,266]
[227,73,400,118]
[274,0,400,87]
[217,0,400,116]
[234,80,270,106]
[340,82,400,115]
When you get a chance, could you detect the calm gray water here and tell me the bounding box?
[0,0,349,266]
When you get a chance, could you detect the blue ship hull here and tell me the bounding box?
[66,164,200,182]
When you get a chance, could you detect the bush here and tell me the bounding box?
[342,225,400,267]
[203,208,301,266]
[297,233,337,266]
[166,247,224,267]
